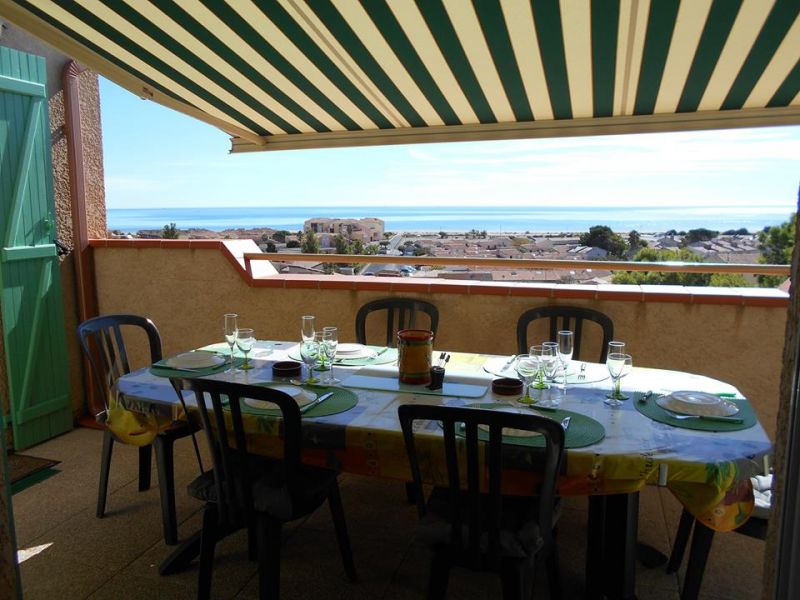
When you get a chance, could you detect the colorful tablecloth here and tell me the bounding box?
[117,340,772,533]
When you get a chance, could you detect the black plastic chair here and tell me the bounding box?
[398,404,565,600]
[171,377,357,600]
[516,306,614,361]
[355,298,439,347]
[78,314,200,546]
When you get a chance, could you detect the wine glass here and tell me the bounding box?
[322,327,340,385]
[515,357,538,404]
[223,313,238,373]
[301,315,315,343]
[300,337,320,384]
[605,353,632,406]
[608,340,626,358]
[557,330,574,388]
[528,345,548,390]
[235,328,255,371]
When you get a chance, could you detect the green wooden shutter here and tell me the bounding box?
[0,47,72,450]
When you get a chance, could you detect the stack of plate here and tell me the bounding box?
[655,391,739,417]
[165,352,224,369]
[335,343,375,360]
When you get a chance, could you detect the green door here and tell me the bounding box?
[0,47,71,450]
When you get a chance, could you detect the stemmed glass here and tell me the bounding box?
[300,336,320,384]
[557,330,574,389]
[224,313,238,373]
[608,340,626,357]
[322,327,340,385]
[605,353,632,406]
[515,357,538,404]
[542,342,559,382]
[301,315,315,343]
[235,328,255,371]
[529,345,549,390]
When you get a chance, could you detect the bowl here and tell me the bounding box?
[272,361,302,379]
[492,377,523,396]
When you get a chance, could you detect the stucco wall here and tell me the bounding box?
[0,24,106,422]
[94,247,786,440]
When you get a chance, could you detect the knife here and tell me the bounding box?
[300,391,334,414]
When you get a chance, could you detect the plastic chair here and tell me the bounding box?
[516,306,614,361]
[171,377,357,600]
[78,314,200,546]
[398,404,565,600]
[666,475,771,600]
[355,298,439,347]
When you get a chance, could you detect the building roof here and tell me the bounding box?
[3,1,798,152]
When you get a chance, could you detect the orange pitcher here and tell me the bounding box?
[397,329,434,385]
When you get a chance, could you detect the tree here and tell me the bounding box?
[272,230,290,243]
[265,241,277,253]
[161,222,179,239]
[439,231,448,239]
[579,225,628,258]
[611,248,710,286]
[334,233,351,255]
[681,228,718,246]
[710,273,751,287]
[351,239,365,254]
[757,213,796,287]
[627,230,646,255]
[301,229,320,253]
[723,228,750,235]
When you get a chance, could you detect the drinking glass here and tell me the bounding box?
[322,327,340,385]
[223,313,238,373]
[605,353,632,406]
[608,340,626,358]
[528,345,548,390]
[301,315,315,343]
[542,342,559,382]
[557,330,574,388]
[300,337,320,384]
[235,328,255,371]
[515,357,539,404]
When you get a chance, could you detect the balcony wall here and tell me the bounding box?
[91,240,789,439]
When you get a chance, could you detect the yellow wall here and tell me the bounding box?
[93,247,786,440]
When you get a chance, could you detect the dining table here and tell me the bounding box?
[116,340,772,600]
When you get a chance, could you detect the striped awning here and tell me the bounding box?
[2,0,799,152]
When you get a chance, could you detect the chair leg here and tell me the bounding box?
[500,560,526,600]
[197,505,218,600]
[97,430,114,518]
[328,481,357,582]
[681,521,715,600]
[545,546,563,600]
[257,515,283,600]
[427,551,450,600]
[138,444,152,491]
[667,509,695,574]
[154,435,179,545]
[248,523,258,561]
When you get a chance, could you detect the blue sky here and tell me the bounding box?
[101,78,799,211]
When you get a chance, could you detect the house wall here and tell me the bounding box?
[0,23,106,425]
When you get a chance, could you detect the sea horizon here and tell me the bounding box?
[107,205,795,235]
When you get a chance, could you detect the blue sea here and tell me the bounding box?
[107,205,795,234]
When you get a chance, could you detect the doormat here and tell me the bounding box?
[7,454,60,490]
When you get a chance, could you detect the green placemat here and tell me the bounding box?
[634,392,757,432]
[234,383,358,419]
[462,403,605,449]
[288,345,398,366]
[150,357,244,378]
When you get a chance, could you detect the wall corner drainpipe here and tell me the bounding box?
[62,60,101,419]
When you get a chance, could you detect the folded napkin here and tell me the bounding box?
[751,474,772,519]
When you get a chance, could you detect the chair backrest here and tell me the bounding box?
[398,404,564,570]
[355,298,439,347]
[170,377,301,527]
[516,306,614,361]
[78,314,163,406]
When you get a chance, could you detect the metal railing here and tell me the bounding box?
[244,252,790,277]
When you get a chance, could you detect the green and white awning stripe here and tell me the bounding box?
[2,0,799,151]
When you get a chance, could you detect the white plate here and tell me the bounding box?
[243,386,316,410]
[656,391,739,417]
[335,344,375,359]
[165,352,225,369]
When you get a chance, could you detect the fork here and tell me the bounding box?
[669,414,743,424]
[577,363,586,381]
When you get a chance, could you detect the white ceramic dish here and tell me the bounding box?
[243,386,316,410]
[334,344,375,359]
[165,352,225,369]
[656,391,739,417]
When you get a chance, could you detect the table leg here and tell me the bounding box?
[586,493,638,600]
